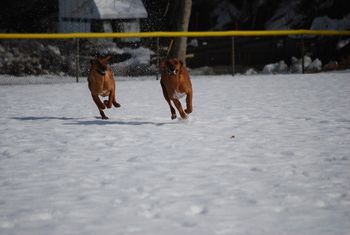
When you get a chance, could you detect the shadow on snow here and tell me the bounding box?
[12,116,177,126]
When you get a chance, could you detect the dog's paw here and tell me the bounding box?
[99,111,109,120]
[113,102,121,108]
[104,100,113,109]
[171,114,177,120]
[180,112,188,119]
[185,109,192,114]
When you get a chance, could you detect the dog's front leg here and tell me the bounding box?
[169,102,177,119]
[99,110,108,120]
[161,82,177,119]
[92,94,108,119]
[92,94,105,110]
[165,97,177,120]
[172,99,187,119]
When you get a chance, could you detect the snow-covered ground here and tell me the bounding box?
[1,73,350,235]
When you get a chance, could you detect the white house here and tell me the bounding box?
[59,0,148,41]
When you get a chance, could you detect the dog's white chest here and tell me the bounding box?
[173,91,185,99]
[100,89,109,97]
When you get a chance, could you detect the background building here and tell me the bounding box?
[59,0,148,42]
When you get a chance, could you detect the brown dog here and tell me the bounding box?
[88,55,120,119]
[160,59,193,119]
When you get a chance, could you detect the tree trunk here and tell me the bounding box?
[169,0,192,66]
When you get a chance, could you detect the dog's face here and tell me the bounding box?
[96,55,112,67]
[160,59,183,76]
[91,55,112,76]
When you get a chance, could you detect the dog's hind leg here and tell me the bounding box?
[185,92,193,114]
[113,100,121,108]
[103,91,114,109]
[103,91,121,109]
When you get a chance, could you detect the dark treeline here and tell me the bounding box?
[0,0,349,33]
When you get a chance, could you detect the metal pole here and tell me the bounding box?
[156,37,160,80]
[301,36,305,74]
[231,36,235,76]
[75,38,80,83]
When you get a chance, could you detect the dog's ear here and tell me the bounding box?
[179,60,184,68]
[105,55,112,61]
[178,60,184,73]
[99,55,112,62]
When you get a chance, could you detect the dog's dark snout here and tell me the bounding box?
[167,64,177,75]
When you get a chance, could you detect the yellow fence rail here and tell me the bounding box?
[0,30,350,39]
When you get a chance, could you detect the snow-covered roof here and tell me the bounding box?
[59,0,148,20]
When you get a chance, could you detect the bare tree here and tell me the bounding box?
[168,0,192,66]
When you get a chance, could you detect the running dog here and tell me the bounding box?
[88,55,120,119]
[160,59,193,119]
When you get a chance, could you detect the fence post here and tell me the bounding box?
[75,38,80,83]
[156,37,160,80]
[231,36,235,76]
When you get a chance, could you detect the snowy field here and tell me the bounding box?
[1,72,350,235]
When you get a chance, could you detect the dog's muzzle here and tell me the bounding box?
[97,68,106,76]
[167,70,176,76]
[95,61,107,76]
[167,65,177,76]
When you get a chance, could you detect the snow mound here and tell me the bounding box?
[291,56,322,73]
[245,68,258,75]
[248,56,323,75]
[262,60,289,74]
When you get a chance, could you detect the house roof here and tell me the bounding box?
[59,0,148,20]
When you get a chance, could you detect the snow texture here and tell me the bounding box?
[1,73,350,235]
